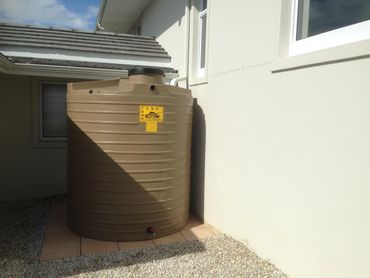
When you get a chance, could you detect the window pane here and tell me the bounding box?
[42,84,67,138]
[200,14,207,69]
[202,0,207,11]
[297,0,370,40]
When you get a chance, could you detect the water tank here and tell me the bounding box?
[67,68,192,241]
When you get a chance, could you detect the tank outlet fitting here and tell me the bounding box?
[146,226,156,236]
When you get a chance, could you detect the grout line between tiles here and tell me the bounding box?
[180,232,187,241]
[180,230,187,240]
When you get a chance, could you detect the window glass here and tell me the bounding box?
[200,13,207,69]
[42,84,67,138]
[202,0,207,11]
[297,0,370,40]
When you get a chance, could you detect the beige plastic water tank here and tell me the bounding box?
[67,68,192,241]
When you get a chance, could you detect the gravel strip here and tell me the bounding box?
[0,198,287,278]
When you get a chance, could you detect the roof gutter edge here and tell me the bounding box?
[2,62,179,81]
[95,0,108,31]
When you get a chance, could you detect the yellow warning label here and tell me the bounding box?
[139,106,164,122]
[139,105,164,133]
[145,121,158,132]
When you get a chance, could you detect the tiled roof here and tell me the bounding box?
[0,23,175,72]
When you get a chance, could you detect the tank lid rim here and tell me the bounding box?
[128,67,165,77]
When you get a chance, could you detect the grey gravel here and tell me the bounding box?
[0,197,287,278]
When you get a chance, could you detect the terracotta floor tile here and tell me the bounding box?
[41,206,218,261]
[81,237,119,255]
[118,240,155,251]
[49,211,67,218]
[48,208,67,225]
[50,204,67,216]
[153,232,186,246]
[45,228,80,245]
[40,241,80,261]
[52,203,67,211]
[46,222,70,233]
[185,215,203,229]
[181,224,219,241]
[47,216,67,226]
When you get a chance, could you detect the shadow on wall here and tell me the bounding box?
[190,99,206,221]
[134,0,196,37]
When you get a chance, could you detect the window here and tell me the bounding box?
[32,79,68,148]
[190,0,208,83]
[41,83,67,138]
[198,0,207,77]
[291,0,370,55]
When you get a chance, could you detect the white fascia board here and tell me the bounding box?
[0,46,177,80]
[0,46,171,68]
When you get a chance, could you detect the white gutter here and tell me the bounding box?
[1,50,171,69]
[169,76,187,86]
[9,63,127,80]
[95,0,108,31]
[170,0,191,88]
[0,61,178,81]
[184,0,191,89]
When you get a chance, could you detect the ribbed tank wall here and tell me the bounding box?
[67,78,192,241]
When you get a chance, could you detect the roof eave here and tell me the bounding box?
[0,61,178,81]
[95,0,150,33]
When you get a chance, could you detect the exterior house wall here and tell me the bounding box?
[0,74,68,201]
[134,1,370,278]
[135,0,188,78]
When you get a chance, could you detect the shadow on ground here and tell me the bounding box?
[0,198,207,277]
[32,239,206,277]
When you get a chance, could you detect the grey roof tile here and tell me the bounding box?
[0,23,174,71]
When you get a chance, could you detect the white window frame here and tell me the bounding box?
[198,1,207,78]
[32,78,68,148]
[189,0,209,85]
[290,0,370,56]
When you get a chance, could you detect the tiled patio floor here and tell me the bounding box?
[40,203,219,261]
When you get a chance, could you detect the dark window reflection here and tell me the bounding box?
[297,0,370,40]
[42,84,67,137]
[200,15,207,68]
[203,0,207,10]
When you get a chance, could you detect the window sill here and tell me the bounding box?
[271,38,370,73]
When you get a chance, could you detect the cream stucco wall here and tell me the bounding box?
[135,1,370,278]
[135,0,188,78]
[0,74,68,201]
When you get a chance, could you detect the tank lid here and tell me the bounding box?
[128,67,165,77]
